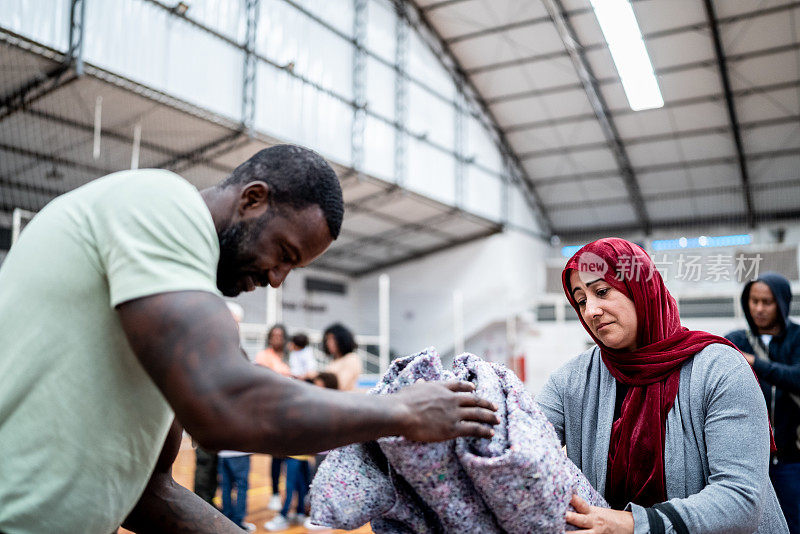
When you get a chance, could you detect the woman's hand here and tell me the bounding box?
[566,495,634,534]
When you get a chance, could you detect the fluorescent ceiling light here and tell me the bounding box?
[589,0,664,111]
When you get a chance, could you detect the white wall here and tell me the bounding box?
[231,266,361,337]
[353,228,550,358]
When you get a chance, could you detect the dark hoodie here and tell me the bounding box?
[726,272,800,463]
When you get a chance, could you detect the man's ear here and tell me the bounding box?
[238,181,270,218]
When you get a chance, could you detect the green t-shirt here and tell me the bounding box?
[0,169,220,533]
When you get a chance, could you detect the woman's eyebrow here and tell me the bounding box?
[571,279,602,297]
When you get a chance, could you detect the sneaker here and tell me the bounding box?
[303,516,331,531]
[292,513,308,525]
[267,494,282,511]
[264,515,290,531]
[239,522,256,533]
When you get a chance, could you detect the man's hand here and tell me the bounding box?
[394,381,499,442]
[743,352,756,366]
[566,495,634,534]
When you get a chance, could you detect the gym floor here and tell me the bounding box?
[118,434,372,534]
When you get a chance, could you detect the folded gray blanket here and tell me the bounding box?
[310,348,606,533]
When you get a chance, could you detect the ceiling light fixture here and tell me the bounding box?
[589,0,663,111]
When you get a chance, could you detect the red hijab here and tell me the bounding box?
[562,238,749,508]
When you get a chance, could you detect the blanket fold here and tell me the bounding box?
[310,348,606,533]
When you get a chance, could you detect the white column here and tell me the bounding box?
[453,290,464,356]
[266,286,282,326]
[506,312,517,361]
[92,96,102,160]
[378,273,390,373]
[130,123,141,170]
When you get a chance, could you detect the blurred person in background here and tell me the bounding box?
[255,323,291,511]
[264,374,339,532]
[726,272,800,534]
[193,304,248,512]
[321,323,362,391]
[288,332,316,379]
[216,302,256,532]
[256,324,291,377]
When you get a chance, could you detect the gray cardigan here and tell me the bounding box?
[536,343,789,534]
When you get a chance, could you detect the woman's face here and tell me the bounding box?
[325,333,340,357]
[268,329,285,351]
[569,270,638,351]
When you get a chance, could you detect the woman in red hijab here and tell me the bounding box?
[536,238,787,534]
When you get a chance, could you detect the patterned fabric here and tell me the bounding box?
[310,348,606,533]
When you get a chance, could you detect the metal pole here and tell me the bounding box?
[68,0,87,76]
[242,0,260,135]
[93,96,102,160]
[453,289,464,356]
[393,4,409,186]
[454,93,466,208]
[505,312,516,363]
[266,286,282,326]
[352,0,368,174]
[378,273,390,373]
[130,123,142,170]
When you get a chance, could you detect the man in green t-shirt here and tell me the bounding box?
[0,145,499,534]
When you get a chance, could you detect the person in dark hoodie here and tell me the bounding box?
[726,272,800,534]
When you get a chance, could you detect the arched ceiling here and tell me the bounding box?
[405,0,800,239]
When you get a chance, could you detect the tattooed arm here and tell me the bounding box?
[121,420,241,533]
[117,290,498,455]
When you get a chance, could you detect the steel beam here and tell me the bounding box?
[143,0,357,112]
[347,201,459,241]
[0,67,76,123]
[242,0,260,135]
[157,131,245,173]
[532,147,800,187]
[333,228,416,255]
[22,108,235,173]
[703,0,755,228]
[541,0,650,234]
[454,92,466,208]
[0,176,72,199]
[421,0,472,12]
[396,1,554,235]
[467,2,800,78]
[352,0,368,174]
[321,241,392,263]
[557,208,800,242]
[0,0,87,125]
[443,1,653,45]
[492,42,800,106]
[505,77,800,133]
[67,0,87,75]
[326,210,461,258]
[344,186,404,213]
[0,142,117,176]
[545,177,800,212]
[394,5,409,187]
[352,227,501,277]
[519,114,800,160]
[446,14,552,45]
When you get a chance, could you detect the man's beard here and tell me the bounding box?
[216,216,266,297]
